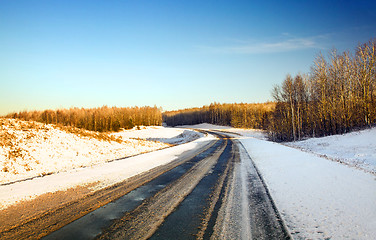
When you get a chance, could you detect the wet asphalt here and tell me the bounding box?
[44,131,291,240]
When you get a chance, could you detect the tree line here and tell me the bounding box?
[163,102,275,129]
[5,105,163,132]
[269,39,376,141]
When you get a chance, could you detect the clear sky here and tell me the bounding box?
[1,0,375,114]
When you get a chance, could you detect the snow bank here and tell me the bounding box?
[286,127,376,175]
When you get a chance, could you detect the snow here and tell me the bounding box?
[0,118,201,185]
[186,123,376,239]
[285,128,376,175]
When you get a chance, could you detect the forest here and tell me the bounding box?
[5,106,162,132]
[163,102,275,129]
[269,39,376,141]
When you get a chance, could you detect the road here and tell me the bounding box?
[1,131,291,240]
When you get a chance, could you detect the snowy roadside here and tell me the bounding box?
[183,123,376,239]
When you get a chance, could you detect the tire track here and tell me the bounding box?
[211,139,291,240]
[149,136,233,240]
[97,138,228,239]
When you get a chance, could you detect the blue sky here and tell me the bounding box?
[1,0,375,114]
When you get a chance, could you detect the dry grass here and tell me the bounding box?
[0,118,125,146]
[0,117,168,178]
[57,125,125,143]
[0,118,39,173]
[0,118,126,174]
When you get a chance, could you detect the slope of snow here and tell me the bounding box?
[286,127,376,174]
[0,118,200,185]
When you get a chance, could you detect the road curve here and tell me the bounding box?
[97,131,290,239]
[1,131,291,240]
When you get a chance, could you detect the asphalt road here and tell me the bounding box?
[2,131,291,240]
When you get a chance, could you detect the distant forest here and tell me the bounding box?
[5,106,162,132]
[5,39,375,141]
[163,102,275,129]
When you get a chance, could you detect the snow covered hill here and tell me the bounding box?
[0,118,201,185]
[286,128,376,175]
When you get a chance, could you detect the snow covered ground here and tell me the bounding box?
[286,128,376,175]
[0,118,201,185]
[185,123,376,239]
